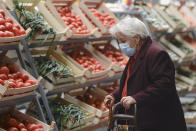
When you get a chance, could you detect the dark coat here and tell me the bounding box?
[112,37,187,131]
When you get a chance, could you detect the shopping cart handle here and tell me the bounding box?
[112,114,135,121]
[112,102,137,116]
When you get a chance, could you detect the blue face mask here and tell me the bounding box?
[119,43,136,57]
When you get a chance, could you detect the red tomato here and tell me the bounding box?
[12,73,18,80]
[0,31,4,37]
[0,74,7,80]
[16,78,23,82]
[23,82,31,87]
[0,9,5,17]
[5,22,13,29]
[0,18,5,25]
[13,24,20,30]
[27,124,38,131]
[19,29,26,35]
[0,79,3,85]
[9,81,17,88]
[17,72,23,79]
[8,127,18,131]
[37,124,43,129]
[20,128,27,131]
[5,17,13,24]
[8,74,14,79]
[26,80,36,85]
[4,31,14,37]
[22,74,29,81]
[32,129,44,131]
[0,66,9,75]
[17,82,24,88]
[17,122,25,129]
[0,25,5,31]
[7,118,18,127]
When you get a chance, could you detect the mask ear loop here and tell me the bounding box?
[115,38,121,50]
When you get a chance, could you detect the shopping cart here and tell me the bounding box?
[107,102,137,131]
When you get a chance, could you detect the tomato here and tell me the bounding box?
[13,24,20,30]
[19,29,26,35]
[26,80,36,85]
[17,122,25,129]
[0,74,7,80]
[22,74,29,82]
[7,63,16,73]
[5,17,13,24]
[0,31,4,37]
[5,31,14,37]
[8,127,18,131]
[5,22,13,29]
[0,9,5,17]
[0,79,3,85]
[27,124,38,131]
[32,129,44,131]
[0,25,5,31]
[0,66,9,75]
[9,81,17,88]
[17,82,24,88]
[23,82,31,87]
[20,128,27,131]
[7,118,18,127]
[17,72,23,79]
[0,18,5,24]
[16,78,23,82]
[37,124,43,129]
[8,74,14,79]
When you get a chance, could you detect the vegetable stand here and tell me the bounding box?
[1,0,196,131]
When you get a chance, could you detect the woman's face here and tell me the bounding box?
[116,32,140,48]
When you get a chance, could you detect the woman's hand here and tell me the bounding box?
[104,95,115,107]
[121,96,136,110]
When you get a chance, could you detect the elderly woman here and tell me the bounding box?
[104,17,187,131]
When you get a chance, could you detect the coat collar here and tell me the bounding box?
[128,36,152,78]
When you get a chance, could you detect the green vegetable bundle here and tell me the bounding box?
[34,56,73,79]
[13,0,56,40]
[49,99,86,130]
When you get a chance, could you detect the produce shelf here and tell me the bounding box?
[47,72,122,96]
[0,92,36,108]
[28,36,114,48]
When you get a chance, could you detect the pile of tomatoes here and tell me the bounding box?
[97,48,128,67]
[0,117,44,131]
[0,62,36,88]
[73,54,106,73]
[0,9,26,37]
[56,6,91,34]
[77,93,108,111]
[89,8,116,28]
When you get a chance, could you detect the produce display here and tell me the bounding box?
[13,0,56,40]
[34,56,73,79]
[56,6,91,34]
[180,12,196,26]
[94,45,128,67]
[89,8,116,28]
[136,6,169,31]
[0,114,44,131]
[66,48,106,73]
[48,99,86,130]
[76,92,108,112]
[0,7,26,38]
[0,62,36,89]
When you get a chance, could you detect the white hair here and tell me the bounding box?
[109,16,149,39]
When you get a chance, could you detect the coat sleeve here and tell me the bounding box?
[132,51,176,106]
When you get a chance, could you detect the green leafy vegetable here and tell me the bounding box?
[34,56,73,79]
[13,0,56,40]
